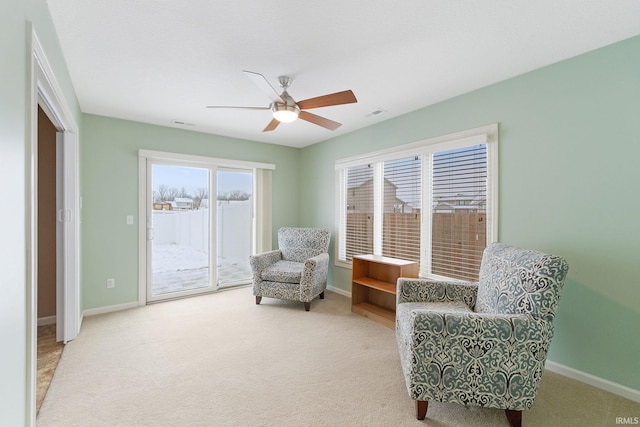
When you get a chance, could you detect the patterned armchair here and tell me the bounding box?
[395,243,569,427]
[250,227,331,311]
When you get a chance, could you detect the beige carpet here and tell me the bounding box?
[37,287,639,426]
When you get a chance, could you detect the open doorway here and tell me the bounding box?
[35,106,65,413]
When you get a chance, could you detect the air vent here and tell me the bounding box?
[171,119,195,126]
[365,108,386,117]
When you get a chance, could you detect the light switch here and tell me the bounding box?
[127,215,134,225]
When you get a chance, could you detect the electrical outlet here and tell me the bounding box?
[106,278,115,288]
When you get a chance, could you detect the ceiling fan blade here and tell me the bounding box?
[262,118,280,132]
[206,106,269,110]
[298,111,342,131]
[243,70,284,104]
[297,90,357,110]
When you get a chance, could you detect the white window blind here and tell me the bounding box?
[344,164,374,261]
[382,156,421,266]
[430,145,487,281]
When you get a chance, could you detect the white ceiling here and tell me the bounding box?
[47,1,640,148]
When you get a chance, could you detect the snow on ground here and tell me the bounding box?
[152,243,251,295]
[153,243,209,272]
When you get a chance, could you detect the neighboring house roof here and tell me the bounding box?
[347,177,397,190]
[433,192,486,212]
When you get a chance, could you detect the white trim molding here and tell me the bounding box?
[335,124,497,169]
[138,149,276,170]
[545,360,640,403]
[83,302,140,318]
[326,284,351,298]
[37,316,57,326]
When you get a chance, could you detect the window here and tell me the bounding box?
[344,164,374,261]
[382,156,421,264]
[336,125,498,282]
[429,145,487,281]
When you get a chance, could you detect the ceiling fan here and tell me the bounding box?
[206,70,357,132]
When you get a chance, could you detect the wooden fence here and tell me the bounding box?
[346,212,486,281]
[431,212,486,281]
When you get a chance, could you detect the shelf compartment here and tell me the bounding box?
[352,277,396,294]
[351,302,395,329]
[350,254,418,330]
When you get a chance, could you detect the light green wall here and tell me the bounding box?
[80,114,300,310]
[0,0,81,423]
[3,2,638,420]
[300,36,640,391]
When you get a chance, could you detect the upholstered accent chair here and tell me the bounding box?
[395,243,569,427]
[250,227,331,311]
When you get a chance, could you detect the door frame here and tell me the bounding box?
[27,28,81,423]
[137,150,275,306]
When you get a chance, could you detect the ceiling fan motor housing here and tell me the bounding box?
[271,90,300,122]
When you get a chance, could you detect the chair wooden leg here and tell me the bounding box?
[319,291,325,299]
[505,409,522,427]
[416,400,428,420]
[255,296,262,305]
[304,302,311,311]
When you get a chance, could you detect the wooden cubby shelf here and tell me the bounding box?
[351,254,418,329]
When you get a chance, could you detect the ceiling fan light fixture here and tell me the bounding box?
[207,71,357,131]
[271,103,300,123]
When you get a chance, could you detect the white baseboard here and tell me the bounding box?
[327,284,351,298]
[37,315,56,326]
[83,301,139,317]
[545,360,640,403]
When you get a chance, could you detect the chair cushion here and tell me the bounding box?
[397,301,473,326]
[475,242,569,318]
[261,260,304,284]
[278,227,330,263]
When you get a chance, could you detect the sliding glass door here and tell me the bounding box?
[148,162,214,301]
[145,157,259,302]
